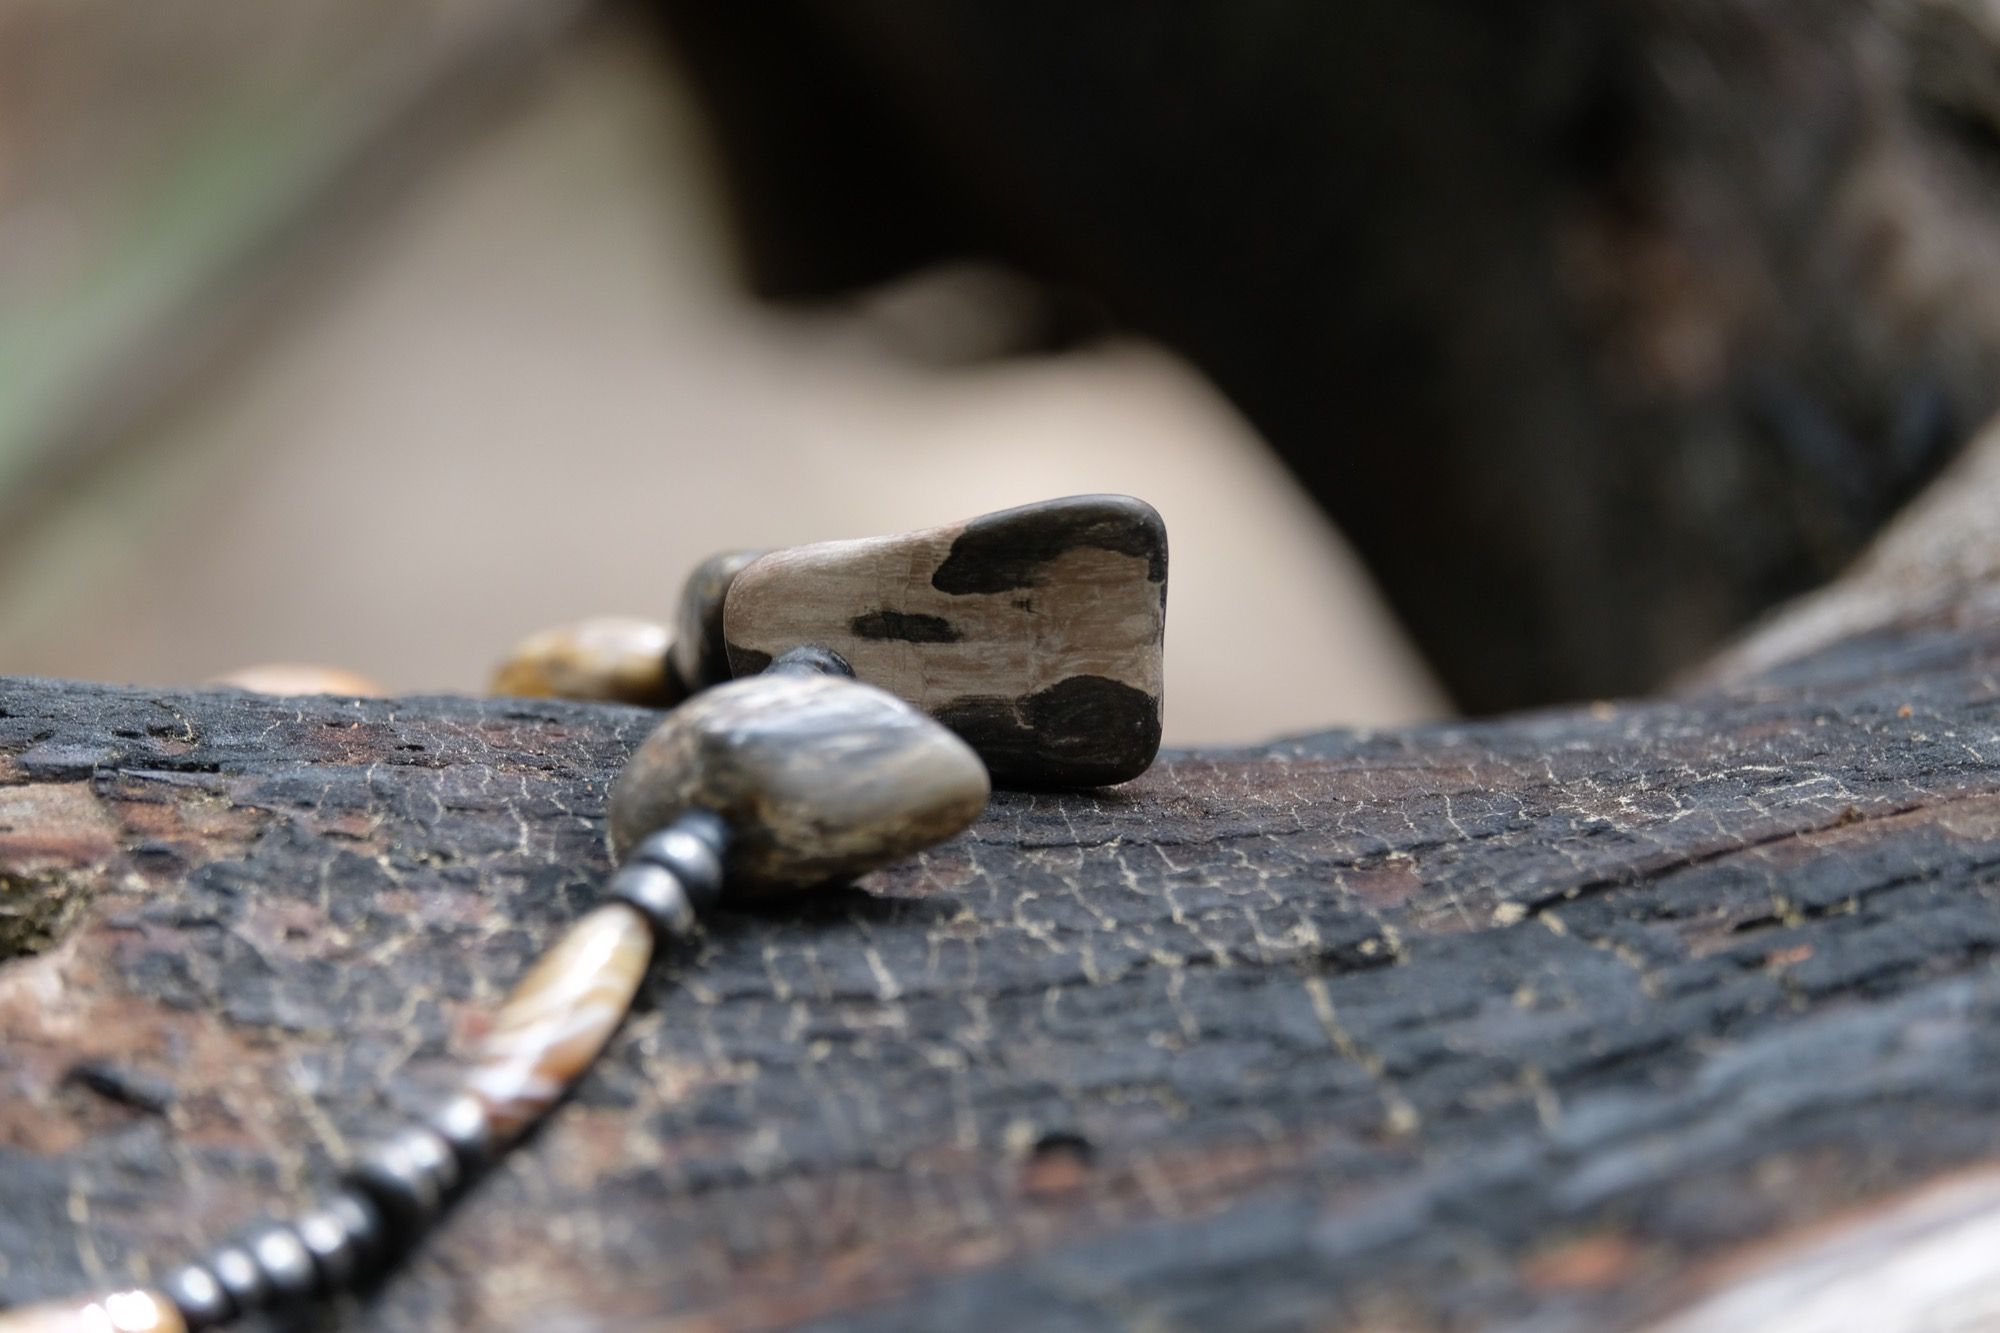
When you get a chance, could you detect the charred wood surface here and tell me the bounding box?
[7,497,2000,1328]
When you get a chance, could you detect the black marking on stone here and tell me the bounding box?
[850,611,964,644]
[934,675,1161,787]
[932,495,1167,595]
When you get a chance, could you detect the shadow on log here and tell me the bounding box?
[5,426,2000,1328]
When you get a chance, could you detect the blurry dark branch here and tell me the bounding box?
[660,0,2000,712]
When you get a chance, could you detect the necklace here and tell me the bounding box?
[0,494,1167,1333]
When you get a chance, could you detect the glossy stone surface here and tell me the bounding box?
[608,673,990,891]
[0,1290,186,1332]
[462,902,654,1144]
[489,617,680,706]
[723,494,1166,786]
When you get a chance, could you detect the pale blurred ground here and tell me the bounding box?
[0,16,1443,744]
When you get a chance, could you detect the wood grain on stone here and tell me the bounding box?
[489,617,680,707]
[608,672,990,892]
[724,495,1166,786]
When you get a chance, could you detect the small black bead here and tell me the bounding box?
[249,1225,317,1302]
[609,861,696,938]
[428,1093,494,1177]
[627,820,724,913]
[207,1244,271,1316]
[343,1126,456,1238]
[765,645,853,678]
[164,1262,234,1329]
[296,1188,385,1290]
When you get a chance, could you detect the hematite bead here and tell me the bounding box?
[163,1264,233,1329]
[205,1246,269,1316]
[628,821,725,911]
[608,861,695,938]
[344,1125,458,1235]
[294,1189,384,1291]
[248,1227,315,1303]
[428,1092,494,1175]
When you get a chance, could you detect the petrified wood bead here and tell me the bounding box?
[723,494,1166,786]
[489,617,681,706]
[608,673,990,891]
[0,1291,186,1332]
[461,902,654,1145]
[668,550,762,695]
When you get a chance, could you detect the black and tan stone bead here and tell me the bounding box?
[722,494,1166,786]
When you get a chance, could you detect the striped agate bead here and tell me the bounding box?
[460,902,654,1144]
[0,1290,186,1332]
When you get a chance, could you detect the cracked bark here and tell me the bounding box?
[6,430,2000,1330]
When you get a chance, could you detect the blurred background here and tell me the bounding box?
[6,2,1996,741]
[0,1,1441,744]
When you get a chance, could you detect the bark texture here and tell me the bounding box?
[5,430,2000,1329]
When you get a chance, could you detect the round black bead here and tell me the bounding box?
[343,1126,457,1237]
[628,818,725,912]
[428,1092,494,1175]
[295,1188,385,1290]
[207,1244,271,1316]
[249,1225,317,1302]
[609,861,696,938]
[163,1262,234,1329]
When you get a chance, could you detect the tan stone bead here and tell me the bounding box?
[210,664,386,697]
[462,902,654,1145]
[608,672,990,893]
[0,1290,187,1332]
[489,617,680,706]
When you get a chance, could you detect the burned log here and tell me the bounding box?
[5,423,2000,1328]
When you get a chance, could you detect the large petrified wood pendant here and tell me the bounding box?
[723,495,1167,786]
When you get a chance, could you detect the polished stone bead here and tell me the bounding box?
[0,1290,187,1332]
[489,617,680,706]
[668,550,761,695]
[722,494,1167,786]
[608,673,990,892]
[461,902,654,1145]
